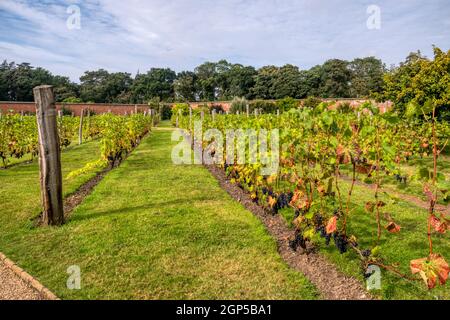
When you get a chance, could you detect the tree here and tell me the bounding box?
[131,68,176,103]
[349,57,385,98]
[0,60,13,101]
[319,59,352,98]
[251,66,278,99]
[80,69,133,103]
[271,64,303,99]
[223,64,256,100]
[195,62,218,101]
[52,76,79,102]
[174,71,197,101]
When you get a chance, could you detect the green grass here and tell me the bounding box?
[279,176,450,300]
[0,123,317,300]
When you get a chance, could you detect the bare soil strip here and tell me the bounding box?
[63,168,109,217]
[205,164,372,300]
[340,175,450,216]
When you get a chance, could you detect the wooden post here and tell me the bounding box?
[33,85,64,226]
[20,110,24,120]
[277,109,280,117]
[212,109,216,122]
[71,112,75,117]
[135,105,138,114]
[79,108,84,145]
[189,107,192,128]
[200,111,204,122]
[176,116,179,128]
[58,110,62,118]
[246,104,250,117]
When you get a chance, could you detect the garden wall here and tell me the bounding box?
[0,99,392,115]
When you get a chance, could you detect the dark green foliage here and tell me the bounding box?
[276,97,299,112]
[249,100,277,113]
[302,96,322,109]
[159,104,172,120]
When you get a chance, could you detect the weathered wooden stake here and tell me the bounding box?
[135,105,138,114]
[33,85,64,226]
[277,109,280,117]
[20,110,24,120]
[58,110,62,118]
[176,116,179,128]
[212,109,216,122]
[189,107,193,128]
[200,111,204,122]
[79,108,84,145]
[246,104,250,117]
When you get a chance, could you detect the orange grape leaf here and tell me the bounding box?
[317,185,326,195]
[423,184,436,203]
[410,254,450,289]
[386,222,401,233]
[336,144,345,156]
[365,201,375,213]
[268,196,277,208]
[430,215,448,234]
[326,216,337,235]
[376,201,386,208]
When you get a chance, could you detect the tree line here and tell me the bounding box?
[0,57,384,103]
[0,47,448,120]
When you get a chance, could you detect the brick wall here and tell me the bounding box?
[0,102,150,116]
[0,99,392,115]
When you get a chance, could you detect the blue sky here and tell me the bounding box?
[1,0,449,81]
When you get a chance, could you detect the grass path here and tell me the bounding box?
[0,125,318,300]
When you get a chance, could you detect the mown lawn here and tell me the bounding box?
[0,124,317,300]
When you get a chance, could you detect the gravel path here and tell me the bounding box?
[0,259,43,300]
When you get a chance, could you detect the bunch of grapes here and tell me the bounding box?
[314,214,323,226]
[362,249,372,258]
[394,174,407,184]
[333,233,348,254]
[316,224,332,246]
[289,232,307,252]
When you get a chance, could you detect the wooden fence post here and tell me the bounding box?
[33,85,64,226]
[135,105,138,114]
[246,104,250,118]
[189,107,192,128]
[200,111,204,122]
[277,109,280,117]
[212,109,216,122]
[79,108,84,145]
